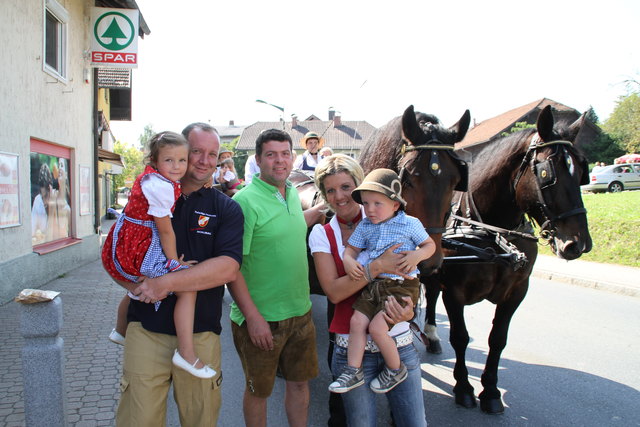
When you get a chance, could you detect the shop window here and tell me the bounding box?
[30,139,78,252]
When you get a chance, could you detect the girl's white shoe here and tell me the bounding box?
[172,350,216,378]
[108,329,125,346]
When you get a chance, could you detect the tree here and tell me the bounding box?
[581,130,625,165]
[585,106,599,124]
[501,121,536,137]
[603,92,640,153]
[113,140,144,190]
[138,124,155,148]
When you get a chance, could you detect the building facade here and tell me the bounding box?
[0,0,148,303]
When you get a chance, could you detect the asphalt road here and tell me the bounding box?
[174,277,640,426]
[3,257,636,426]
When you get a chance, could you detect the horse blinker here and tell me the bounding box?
[535,159,556,189]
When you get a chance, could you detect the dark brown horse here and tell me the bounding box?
[359,105,471,275]
[290,169,323,211]
[423,105,592,413]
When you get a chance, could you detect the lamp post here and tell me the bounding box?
[256,99,285,130]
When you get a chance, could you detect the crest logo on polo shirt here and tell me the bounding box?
[198,215,210,227]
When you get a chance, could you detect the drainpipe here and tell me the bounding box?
[92,68,100,234]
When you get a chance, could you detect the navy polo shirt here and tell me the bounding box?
[128,186,244,335]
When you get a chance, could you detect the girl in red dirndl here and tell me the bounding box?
[102,131,215,378]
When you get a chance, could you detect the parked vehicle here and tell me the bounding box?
[581,163,640,193]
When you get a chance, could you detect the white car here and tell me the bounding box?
[581,163,640,193]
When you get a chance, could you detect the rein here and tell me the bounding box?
[512,135,587,241]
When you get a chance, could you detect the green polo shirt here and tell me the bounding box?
[230,177,311,325]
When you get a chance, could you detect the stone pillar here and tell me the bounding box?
[19,295,68,427]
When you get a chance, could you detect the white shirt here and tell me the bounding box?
[140,174,176,218]
[213,168,236,184]
[293,151,323,170]
[244,155,260,184]
[31,193,47,235]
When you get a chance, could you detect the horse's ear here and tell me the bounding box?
[450,109,471,142]
[536,105,555,141]
[567,111,587,140]
[401,105,419,145]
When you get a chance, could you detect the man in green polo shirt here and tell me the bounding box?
[230,129,318,427]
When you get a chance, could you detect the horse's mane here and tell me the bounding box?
[552,119,588,164]
[469,118,587,185]
[361,112,456,173]
[415,113,441,126]
[470,128,536,181]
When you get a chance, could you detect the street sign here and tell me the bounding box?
[90,7,139,68]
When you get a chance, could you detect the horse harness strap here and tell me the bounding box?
[293,179,314,189]
[397,139,468,236]
[448,213,538,242]
[512,134,587,239]
[402,141,454,177]
[444,214,531,270]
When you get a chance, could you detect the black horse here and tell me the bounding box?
[423,105,592,413]
[359,105,471,275]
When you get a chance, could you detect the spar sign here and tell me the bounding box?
[90,7,139,68]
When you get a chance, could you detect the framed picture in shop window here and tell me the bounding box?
[79,165,91,215]
[0,152,20,228]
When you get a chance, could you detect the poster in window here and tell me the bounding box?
[0,152,20,228]
[30,153,72,245]
[79,165,91,215]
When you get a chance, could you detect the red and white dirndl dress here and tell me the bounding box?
[102,166,185,308]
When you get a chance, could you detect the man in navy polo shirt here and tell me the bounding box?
[117,123,259,427]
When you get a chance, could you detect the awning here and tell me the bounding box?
[98,148,124,167]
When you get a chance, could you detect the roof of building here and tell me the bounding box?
[215,124,247,138]
[235,119,377,152]
[458,98,577,149]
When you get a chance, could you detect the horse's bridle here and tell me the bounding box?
[398,127,468,235]
[512,134,588,240]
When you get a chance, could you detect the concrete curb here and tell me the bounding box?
[531,268,640,298]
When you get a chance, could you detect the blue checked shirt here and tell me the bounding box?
[348,211,429,279]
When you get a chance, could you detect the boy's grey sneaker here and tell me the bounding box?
[370,362,408,393]
[328,365,364,393]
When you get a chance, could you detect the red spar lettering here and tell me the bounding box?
[92,52,137,64]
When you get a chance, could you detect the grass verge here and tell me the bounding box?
[537,191,640,267]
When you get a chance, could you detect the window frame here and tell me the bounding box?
[43,0,69,82]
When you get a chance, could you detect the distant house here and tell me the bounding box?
[457,98,600,157]
[215,120,247,145]
[235,110,377,158]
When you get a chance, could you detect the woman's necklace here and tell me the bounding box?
[337,210,363,230]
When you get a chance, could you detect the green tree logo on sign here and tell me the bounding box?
[94,11,135,51]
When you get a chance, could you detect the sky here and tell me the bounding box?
[110,0,640,146]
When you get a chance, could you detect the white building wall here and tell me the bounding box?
[0,0,100,302]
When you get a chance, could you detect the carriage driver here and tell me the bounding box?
[294,131,326,172]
